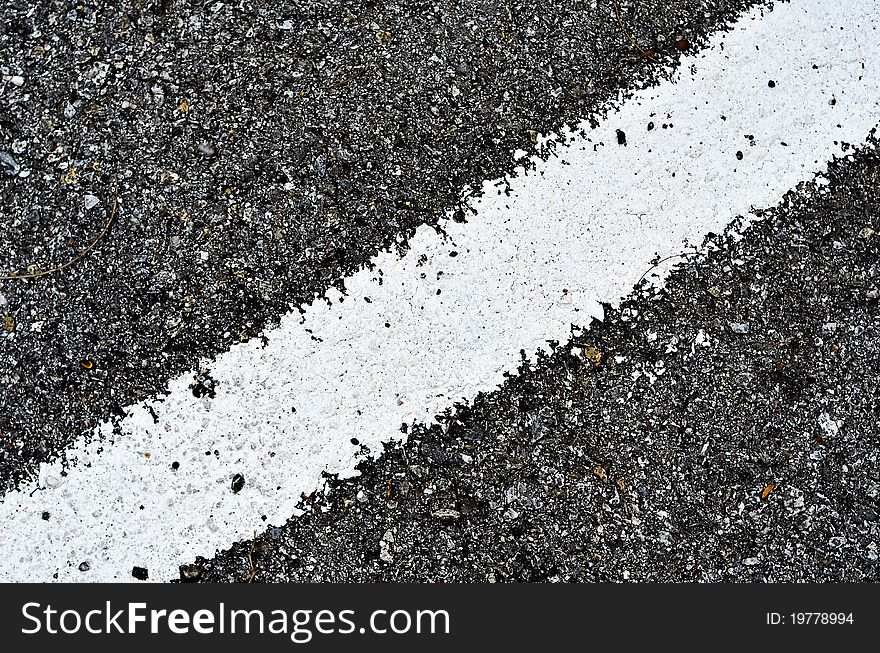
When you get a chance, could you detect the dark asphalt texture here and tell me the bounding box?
[185,140,880,582]
[0,0,760,493]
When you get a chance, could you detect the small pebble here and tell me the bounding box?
[179,564,202,582]
[132,566,149,581]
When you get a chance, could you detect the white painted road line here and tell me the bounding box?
[1,0,878,582]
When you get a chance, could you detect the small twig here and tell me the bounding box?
[637,250,698,285]
[1,177,120,281]
[329,63,373,90]
[612,1,657,62]
[244,531,258,583]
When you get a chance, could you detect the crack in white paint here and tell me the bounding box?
[1,0,878,582]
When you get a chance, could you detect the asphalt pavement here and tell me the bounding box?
[0,0,759,493]
[4,0,879,584]
[189,141,880,582]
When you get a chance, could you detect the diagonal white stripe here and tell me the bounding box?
[1,0,878,582]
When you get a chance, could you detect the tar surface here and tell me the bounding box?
[0,0,761,492]
[187,142,880,582]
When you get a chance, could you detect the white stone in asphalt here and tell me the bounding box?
[0,0,878,581]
